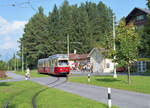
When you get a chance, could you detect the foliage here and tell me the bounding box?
[0,60,7,70]
[147,0,150,9]
[7,54,21,71]
[115,19,140,84]
[19,1,113,68]
[142,15,150,56]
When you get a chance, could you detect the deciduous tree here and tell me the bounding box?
[116,20,140,84]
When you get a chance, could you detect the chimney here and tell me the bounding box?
[74,49,77,54]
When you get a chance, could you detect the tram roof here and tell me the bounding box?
[38,58,49,62]
[49,54,68,59]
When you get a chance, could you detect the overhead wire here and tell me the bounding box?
[0,0,40,12]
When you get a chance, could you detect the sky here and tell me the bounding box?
[0,0,147,61]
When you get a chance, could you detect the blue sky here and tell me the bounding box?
[0,0,147,61]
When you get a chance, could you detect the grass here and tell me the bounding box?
[15,70,50,77]
[68,75,150,94]
[0,81,118,108]
[0,76,11,80]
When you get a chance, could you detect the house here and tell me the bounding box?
[125,7,150,29]
[87,48,114,73]
[125,7,150,72]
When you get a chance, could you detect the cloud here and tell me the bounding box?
[0,16,7,24]
[0,16,27,35]
[4,36,11,41]
[0,16,27,50]
[0,41,17,49]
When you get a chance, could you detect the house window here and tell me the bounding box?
[137,61,146,72]
[136,15,144,21]
[106,63,110,68]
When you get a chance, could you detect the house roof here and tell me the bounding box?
[87,48,106,57]
[126,7,150,24]
[138,8,150,14]
[69,53,88,60]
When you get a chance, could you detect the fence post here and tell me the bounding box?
[108,88,112,108]
[88,74,90,82]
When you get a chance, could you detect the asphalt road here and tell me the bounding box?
[0,71,25,82]
[2,72,150,108]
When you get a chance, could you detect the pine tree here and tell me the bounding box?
[147,0,150,9]
[20,1,114,68]
[20,6,48,67]
[48,4,60,55]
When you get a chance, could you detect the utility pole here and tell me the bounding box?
[67,34,70,58]
[17,58,18,71]
[22,45,24,73]
[8,62,9,71]
[26,55,28,69]
[14,51,16,72]
[67,34,82,58]
[113,15,117,78]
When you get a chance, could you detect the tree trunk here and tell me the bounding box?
[127,64,131,85]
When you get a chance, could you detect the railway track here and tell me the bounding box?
[4,76,68,108]
[4,86,28,108]
[32,76,68,108]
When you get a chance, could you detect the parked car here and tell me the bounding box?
[116,67,126,72]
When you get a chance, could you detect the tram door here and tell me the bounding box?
[49,60,53,73]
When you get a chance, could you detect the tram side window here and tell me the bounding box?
[55,60,57,66]
[49,60,51,66]
[42,61,44,67]
[46,61,49,67]
[38,62,42,67]
[52,60,54,66]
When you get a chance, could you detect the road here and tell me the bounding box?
[2,71,150,108]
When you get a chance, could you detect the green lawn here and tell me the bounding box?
[69,75,150,94]
[0,81,118,108]
[0,76,11,80]
[15,70,50,77]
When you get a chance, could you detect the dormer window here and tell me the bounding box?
[136,15,144,21]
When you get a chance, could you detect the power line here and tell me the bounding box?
[0,0,38,11]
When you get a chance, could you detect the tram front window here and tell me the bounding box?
[59,60,68,66]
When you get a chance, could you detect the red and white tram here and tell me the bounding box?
[38,54,70,75]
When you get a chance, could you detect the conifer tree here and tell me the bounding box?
[20,1,114,68]
[20,7,48,67]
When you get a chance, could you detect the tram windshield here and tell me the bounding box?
[59,60,68,66]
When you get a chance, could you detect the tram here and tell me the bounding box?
[38,54,70,75]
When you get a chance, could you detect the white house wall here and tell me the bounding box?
[90,51,104,73]
[104,59,114,73]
